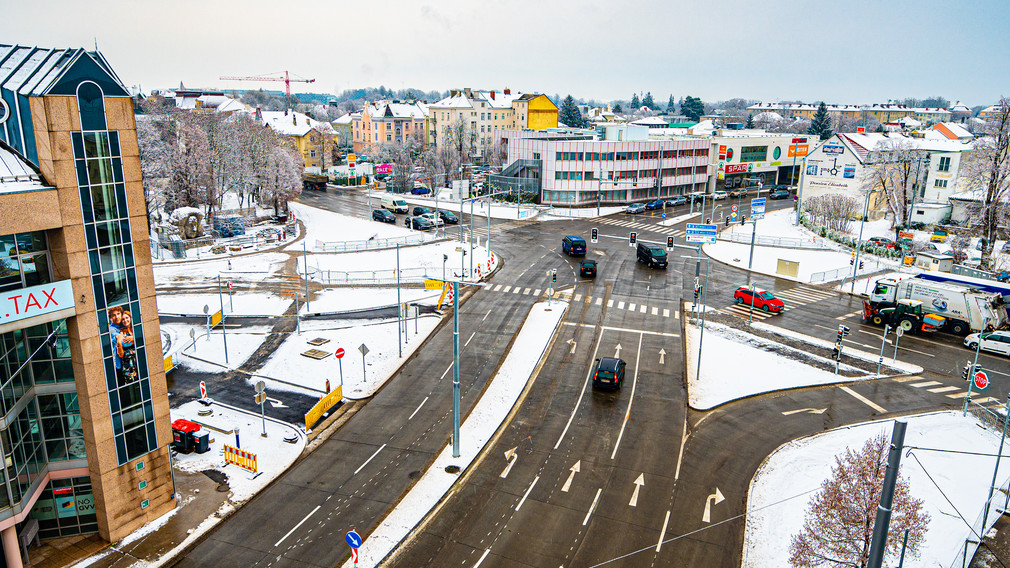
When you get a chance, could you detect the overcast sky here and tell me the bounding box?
[3,0,1008,106]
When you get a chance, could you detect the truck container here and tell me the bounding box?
[867,276,1007,335]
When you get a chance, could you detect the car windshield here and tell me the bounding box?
[651,249,666,257]
[395,200,406,205]
[759,292,776,300]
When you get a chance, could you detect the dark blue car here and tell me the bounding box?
[645,199,665,210]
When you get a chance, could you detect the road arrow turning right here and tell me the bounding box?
[567,339,577,354]
[781,408,827,416]
[702,488,725,523]
[561,460,580,493]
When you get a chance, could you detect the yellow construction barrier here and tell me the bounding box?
[305,385,343,430]
[224,445,258,472]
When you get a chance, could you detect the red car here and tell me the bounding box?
[733,286,785,313]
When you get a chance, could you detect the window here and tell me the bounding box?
[309,150,316,158]
[934,179,948,188]
[740,146,768,162]
[938,156,951,172]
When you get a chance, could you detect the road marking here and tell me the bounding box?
[702,488,725,523]
[911,380,942,388]
[628,302,636,311]
[929,386,961,393]
[533,289,541,295]
[500,447,518,479]
[947,392,970,399]
[493,285,502,292]
[473,548,491,567]
[482,308,493,322]
[839,386,887,413]
[408,396,429,420]
[524,287,531,295]
[465,331,477,347]
[274,505,320,547]
[657,510,671,552]
[608,299,614,308]
[836,310,863,320]
[567,339,577,354]
[513,287,521,294]
[354,444,387,475]
[640,305,647,313]
[977,397,1001,404]
[652,307,658,315]
[595,297,602,305]
[515,476,539,511]
[561,322,679,338]
[663,308,670,317]
[503,286,511,293]
[574,294,582,302]
[618,301,625,309]
[439,362,454,381]
[674,310,680,319]
[583,488,602,526]
[781,407,826,415]
[562,461,580,492]
[658,348,666,365]
[892,376,921,383]
[611,334,642,460]
[629,474,645,507]
[555,332,604,450]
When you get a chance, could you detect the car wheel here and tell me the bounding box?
[735,297,744,304]
[968,342,978,351]
[950,321,968,335]
[761,304,771,313]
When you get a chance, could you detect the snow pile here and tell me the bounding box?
[744,412,1010,568]
[287,201,419,248]
[304,288,442,314]
[345,301,568,568]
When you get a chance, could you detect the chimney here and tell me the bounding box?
[504,87,511,95]
[293,114,297,126]
[490,90,495,100]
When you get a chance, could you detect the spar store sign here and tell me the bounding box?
[1,280,75,326]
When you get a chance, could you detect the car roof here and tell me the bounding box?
[737,286,772,294]
[565,235,585,240]
[598,357,622,369]
[581,259,596,264]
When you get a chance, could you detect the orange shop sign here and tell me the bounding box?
[787,144,809,158]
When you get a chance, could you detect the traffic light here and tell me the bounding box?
[591,227,598,243]
[667,236,674,249]
[706,218,711,224]
[962,363,971,381]
[838,325,850,338]
[725,216,730,227]
[630,232,637,245]
[859,260,864,270]
[831,347,840,360]
[551,270,557,283]
[740,215,746,225]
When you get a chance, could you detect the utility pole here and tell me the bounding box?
[451,280,461,458]
[217,276,229,364]
[396,244,402,358]
[866,420,908,568]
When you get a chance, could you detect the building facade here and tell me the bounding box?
[0,44,173,567]
[259,109,337,171]
[705,132,810,191]
[351,101,427,155]
[428,89,558,157]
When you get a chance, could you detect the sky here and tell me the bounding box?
[3,0,1009,107]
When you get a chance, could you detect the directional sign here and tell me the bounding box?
[359,344,370,357]
[750,197,766,221]
[346,529,362,549]
[335,348,345,359]
[424,279,444,290]
[200,381,207,399]
[974,370,990,390]
[685,223,718,244]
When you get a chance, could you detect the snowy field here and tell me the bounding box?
[153,253,288,284]
[723,208,830,243]
[177,328,272,372]
[303,288,442,313]
[744,412,1010,568]
[287,201,423,248]
[157,292,291,317]
[346,300,568,568]
[255,317,441,400]
[539,205,628,220]
[685,320,886,410]
[703,240,888,283]
[303,240,497,281]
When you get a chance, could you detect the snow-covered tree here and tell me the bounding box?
[377,141,417,193]
[630,93,641,109]
[745,113,754,128]
[961,97,1010,271]
[257,145,302,215]
[559,95,584,128]
[642,92,656,110]
[789,432,929,568]
[862,138,924,234]
[805,194,858,233]
[808,102,833,140]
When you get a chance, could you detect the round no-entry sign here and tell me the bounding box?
[335,348,345,359]
[974,370,990,390]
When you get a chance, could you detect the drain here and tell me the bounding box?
[408,470,421,480]
[444,465,461,474]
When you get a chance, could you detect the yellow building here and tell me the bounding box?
[512,94,559,130]
[427,88,558,156]
[259,109,337,170]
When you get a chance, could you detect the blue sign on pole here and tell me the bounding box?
[346,530,362,549]
[750,197,767,221]
[685,223,718,244]
[662,213,667,219]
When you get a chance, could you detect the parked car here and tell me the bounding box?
[645,199,665,211]
[712,191,729,201]
[665,196,687,207]
[405,216,434,230]
[372,209,396,224]
[412,206,432,217]
[868,237,896,249]
[636,242,668,268]
[410,186,431,195]
[420,212,444,227]
[733,286,785,313]
[626,203,646,214]
[438,210,459,224]
[728,188,748,198]
[562,235,587,256]
[964,330,1010,355]
[687,192,707,204]
[769,189,791,200]
[592,357,626,390]
[930,228,948,243]
[579,259,597,277]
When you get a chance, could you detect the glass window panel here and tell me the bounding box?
[103,269,128,307]
[115,183,128,214]
[109,131,120,156]
[83,132,110,158]
[54,360,73,382]
[67,437,86,460]
[88,250,101,274]
[94,221,120,248]
[77,83,107,131]
[75,160,89,188]
[112,158,123,183]
[121,405,145,431]
[124,427,148,460]
[90,184,118,220]
[22,253,50,287]
[91,275,105,308]
[118,383,142,409]
[99,246,125,274]
[71,132,84,158]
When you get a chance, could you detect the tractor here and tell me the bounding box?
[862,298,945,334]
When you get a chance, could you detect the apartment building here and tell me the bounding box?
[351,101,427,154]
[0,44,173,567]
[427,88,558,156]
[747,102,953,125]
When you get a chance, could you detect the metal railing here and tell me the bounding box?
[718,231,835,250]
[314,234,433,253]
[315,267,430,285]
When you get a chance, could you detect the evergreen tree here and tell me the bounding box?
[613,102,623,113]
[666,95,676,114]
[681,96,705,122]
[559,95,584,128]
[808,101,834,140]
[630,93,641,109]
[643,92,655,110]
[745,113,755,128]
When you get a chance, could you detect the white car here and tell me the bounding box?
[713,191,729,201]
[420,212,445,227]
[964,330,1010,356]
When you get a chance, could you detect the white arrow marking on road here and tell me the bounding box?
[629,473,645,507]
[702,488,725,523]
[266,397,287,408]
[781,407,827,415]
[659,348,666,365]
[500,447,518,479]
[614,343,623,358]
[567,338,577,354]
[561,460,580,492]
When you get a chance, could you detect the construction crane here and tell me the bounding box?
[219,71,315,108]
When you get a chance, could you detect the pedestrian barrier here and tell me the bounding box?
[314,234,432,253]
[224,445,258,472]
[305,386,344,430]
[719,231,835,250]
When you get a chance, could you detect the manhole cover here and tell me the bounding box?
[216,484,229,492]
[306,337,330,346]
[301,349,331,360]
[197,409,213,416]
[444,465,461,474]
[408,470,421,480]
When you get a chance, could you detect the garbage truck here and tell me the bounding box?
[865,276,1007,335]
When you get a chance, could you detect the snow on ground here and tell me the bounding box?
[177,328,272,372]
[723,208,826,242]
[255,317,441,400]
[659,211,702,226]
[304,240,497,281]
[539,205,628,220]
[345,300,568,568]
[157,292,291,317]
[743,411,1010,568]
[750,321,922,375]
[169,400,305,502]
[703,240,888,283]
[304,288,442,313]
[684,320,885,410]
[384,191,540,221]
[288,201,422,247]
[153,253,288,284]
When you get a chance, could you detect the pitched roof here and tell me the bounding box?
[0,44,128,97]
[260,110,333,137]
[365,101,426,120]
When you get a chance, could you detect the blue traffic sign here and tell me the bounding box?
[685,223,718,244]
[661,213,667,219]
[750,197,766,221]
[346,530,362,549]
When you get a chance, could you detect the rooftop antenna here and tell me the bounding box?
[94,37,98,51]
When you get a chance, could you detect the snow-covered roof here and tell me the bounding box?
[429,93,474,110]
[931,122,973,141]
[260,110,333,137]
[0,140,52,194]
[0,44,129,97]
[333,113,354,124]
[365,102,427,120]
[898,117,922,127]
[630,116,669,126]
[477,90,520,109]
[754,111,783,121]
[948,189,1010,204]
[834,132,972,161]
[950,101,971,113]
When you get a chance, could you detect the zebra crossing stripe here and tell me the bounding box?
[618,301,625,309]
[910,381,942,388]
[639,305,646,313]
[493,285,502,292]
[595,298,602,305]
[533,289,541,295]
[503,286,511,293]
[574,294,582,302]
[513,287,521,294]
[928,386,960,394]
[628,303,636,311]
[524,288,531,295]
[652,307,658,315]
[608,300,614,308]
[947,392,970,399]
[663,309,670,317]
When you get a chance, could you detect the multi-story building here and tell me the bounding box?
[746,102,863,121]
[259,109,337,171]
[351,101,427,154]
[747,102,953,125]
[427,88,558,157]
[703,132,812,191]
[496,126,708,206]
[0,44,173,567]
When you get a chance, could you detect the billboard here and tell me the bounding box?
[0,280,75,327]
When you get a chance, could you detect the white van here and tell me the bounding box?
[382,197,409,214]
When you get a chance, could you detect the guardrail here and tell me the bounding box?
[718,231,835,250]
[314,234,433,253]
[315,267,431,285]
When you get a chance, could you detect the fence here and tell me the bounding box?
[813,257,895,286]
[152,222,295,260]
[314,234,432,253]
[314,267,431,285]
[718,231,835,250]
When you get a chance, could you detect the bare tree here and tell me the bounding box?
[484,137,507,171]
[377,141,416,193]
[257,145,302,215]
[862,138,924,237]
[805,194,858,233]
[167,115,213,213]
[443,115,476,176]
[961,97,1010,271]
[789,432,930,568]
[309,123,337,172]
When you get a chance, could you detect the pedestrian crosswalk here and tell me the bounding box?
[596,217,685,237]
[721,285,838,321]
[486,284,678,318]
[901,376,1002,404]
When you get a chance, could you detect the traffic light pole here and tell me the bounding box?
[964,340,983,415]
[452,280,460,458]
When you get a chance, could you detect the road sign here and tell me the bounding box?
[685,223,718,244]
[255,380,265,393]
[335,347,345,359]
[974,370,990,390]
[661,213,667,219]
[750,197,766,221]
[359,344,370,357]
[730,204,739,213]
[227,280,233,291]
[346,529,362,549]
[254,393,266,405]
[199,381,207,399]
[424,279,444,290]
